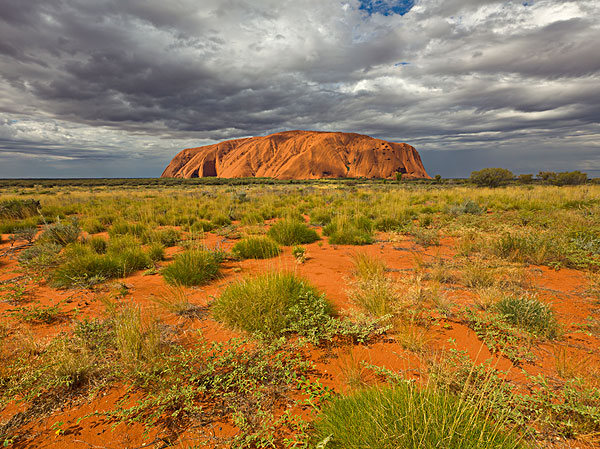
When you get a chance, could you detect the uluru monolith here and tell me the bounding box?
[161,130,429,179]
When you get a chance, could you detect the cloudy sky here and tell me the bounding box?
[0,0,598,178]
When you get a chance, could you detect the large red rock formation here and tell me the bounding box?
[161,130,429,179]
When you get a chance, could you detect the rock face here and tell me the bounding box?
[161,130,430,179]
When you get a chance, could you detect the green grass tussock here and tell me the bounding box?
[161,249,222,286]
[213,272,333,338]
[312,384,525,449]
[496,295,560,339]
[232,236,281,259]
[324,215,373,245]
[267,220,319,245]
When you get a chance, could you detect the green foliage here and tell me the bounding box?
[517,174,533,184]
[41,218,81,246]
[9,302,66,324]
[108,221,147,238]
[312,384,525,449]
[232,236,281,259]
[82,218,106,234]
[323,216,373,245]
[496,295,559,339]
[470,168,514,187]
[18,242,62,270]
[213,272,332,338]
[147,243,165,262]
[267,220,319,245]
[0,199,40,219]
[449,200,484,215]
[292,245,307,263]
[161,249,221,286]
[142,228,180,247]
[87,236,108,254]
[538,171,588,186]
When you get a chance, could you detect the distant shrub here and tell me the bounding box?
[539,171,588,186]
[267,220,319,245]
[0,199,40,219]
[449,200,484,215]
[470,168,514,187]
[324,216,373,245]
[496,295,559,339]
[162,249,221,286]
[517,174,533,184]
[213,272,333,338]
[232,237,281,259]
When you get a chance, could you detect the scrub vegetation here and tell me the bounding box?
[1,178,599,448]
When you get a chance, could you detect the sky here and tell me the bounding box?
[0,0,599,178]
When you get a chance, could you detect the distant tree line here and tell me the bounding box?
[469,168,591,187]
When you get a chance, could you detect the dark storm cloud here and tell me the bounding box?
[0,0,598,177]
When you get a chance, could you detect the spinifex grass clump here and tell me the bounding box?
[213,272,334,338]
[312,384,525,449]
[232,236,281,259]
[323,215,373,245]
[51,237,153,288]
[348,252,398,316]
[161,248,222,286]
[41,218,81,246]
[0,199,40,220]
[267,220,319,245]
[496,295,560,339]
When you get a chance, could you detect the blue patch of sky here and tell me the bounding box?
[358,0,415,16]
[394,61,410,66]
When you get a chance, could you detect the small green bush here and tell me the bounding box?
[143,228,180,247]
[41,218,81,246]
[88,236,108,254]
[213,272,333,338]
[324,216,373,245]
[232,237,281,259]
[18,242,62,270]
[147,243,166,262]
[312,385,524,449]
[109,222,147,237]
[267,220,319,245]
[470,168,514,187]
[162,249,221,286]
[496,295,559,339]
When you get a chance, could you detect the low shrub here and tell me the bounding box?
[41,218,81,246]
[312,384,524,449]
[161,249,221,286]
[496,295,559,339]
[232,236,281,259]
[267,220,319,245]
[470,168,514,187]
[82,218,106,234]
[211,215,232,227]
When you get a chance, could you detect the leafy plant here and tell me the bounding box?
[496,295,560,339]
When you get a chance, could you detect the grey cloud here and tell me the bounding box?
[0,0,598,178]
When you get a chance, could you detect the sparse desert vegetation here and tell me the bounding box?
[1,179,600,448]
